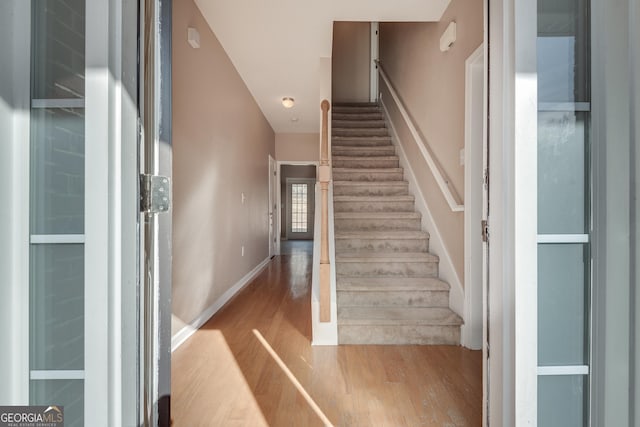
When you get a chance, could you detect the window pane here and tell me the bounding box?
[30,107,85,234]
[291,183,308,233]
[538,244,588,366]
[31,0,85,99]
[538,0,589,103]
[537,111,587,234]
[30,244,84,370]
[30,380,84,427]
[538,375,586,427]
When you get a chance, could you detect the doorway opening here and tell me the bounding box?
[277,163,318,254]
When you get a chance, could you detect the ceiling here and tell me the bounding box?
[194,0,451,133]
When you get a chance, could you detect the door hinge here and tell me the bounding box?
[481,219,489,242]
[140,174,171,213]
[484,168,489,188]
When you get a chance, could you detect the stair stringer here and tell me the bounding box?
[380,100,467,344]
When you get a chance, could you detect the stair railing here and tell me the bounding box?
[375,60,464,212]
[319,99,331,322]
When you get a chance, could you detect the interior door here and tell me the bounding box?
[269,156,278,256]
[0,2,93,425]
[286,178,315,240]
[0,1,142,425]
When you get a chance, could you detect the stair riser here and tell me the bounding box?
[335,238,429,253]
[333,120,386,128]
[333,158,399,169]
[332,138,392,147]
[336,261,438,277]
[337,291,449,308]
[334,200,414,213]
[332,171,404,182]
[333,107,381,114]
[332,147,396,157]
[338,325,460,345]
[335,218,421,231]
[333,128,389,137]
[333,185,409,197]
[333,113,383,121]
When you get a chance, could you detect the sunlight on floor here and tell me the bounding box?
[171,330,268,426]
[252,329,334,426]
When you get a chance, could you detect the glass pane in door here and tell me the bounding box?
[291,183,309,233]
[538,375,587,427]
[537,0,591,423]
[29,1,86,425]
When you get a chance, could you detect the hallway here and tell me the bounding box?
[171,242,482,426]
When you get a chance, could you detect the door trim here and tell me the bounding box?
[268,155,278,257]
[463,44,485,351]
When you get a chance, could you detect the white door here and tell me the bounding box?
[0,1,155,425]
[268,156,278,256]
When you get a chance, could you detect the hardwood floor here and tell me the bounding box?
[172,243,482,426]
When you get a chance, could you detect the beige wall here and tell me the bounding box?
[275,133,319,161]
[332,22,371,103]
[172,0,275,336]
[379,0,483,282]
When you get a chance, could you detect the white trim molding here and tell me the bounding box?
[537,234,589,244]
[171,257,271,352]
[376,60,464,212]
[30,370,85,380]
[537,365,589,376]
[30,234,86,244]
[463,44,486,350]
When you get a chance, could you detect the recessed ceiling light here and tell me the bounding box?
[291,117,299,122]
[281,97,295,108]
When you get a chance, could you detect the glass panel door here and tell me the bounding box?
[537,0,591,424]
[28,1,86,425]
[286,179,315,240]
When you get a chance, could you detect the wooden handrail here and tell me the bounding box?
[319,99,331,322]
[376,60,464,212]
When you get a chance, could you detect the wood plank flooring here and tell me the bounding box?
[172,242,482,426]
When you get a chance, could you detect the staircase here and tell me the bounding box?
[331,102,463,345]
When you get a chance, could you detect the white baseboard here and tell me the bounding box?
[381,100,466,328]
[171,257,271,352]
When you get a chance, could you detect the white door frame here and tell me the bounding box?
[463,44,485,351]
[268,155,278,256]
[86,0,141,423]
[370,22,379,103]
[487,0,538,424]
[0,0,31,405]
